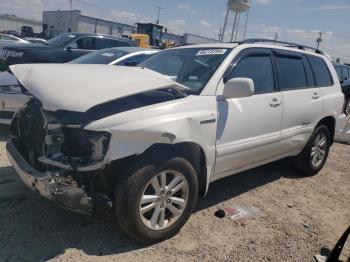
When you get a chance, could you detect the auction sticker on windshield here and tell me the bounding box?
[196,49,228,56]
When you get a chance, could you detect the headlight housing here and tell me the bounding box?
[0,85,22,94]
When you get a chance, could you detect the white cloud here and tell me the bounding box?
[255,0,272,5]
[108,10,152,25]
[177,3,197,14]
[200,20,212,28]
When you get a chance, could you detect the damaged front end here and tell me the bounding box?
[7,99,112,214]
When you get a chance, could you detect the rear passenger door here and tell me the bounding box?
[274,50,323,153]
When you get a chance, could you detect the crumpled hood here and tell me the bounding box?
[10,64,182,112]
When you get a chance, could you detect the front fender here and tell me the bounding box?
[84,96,218,184]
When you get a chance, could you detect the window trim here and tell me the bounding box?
[224,48,277,95]
[306,55,334,87]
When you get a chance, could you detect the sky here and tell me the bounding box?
[1,0,350,62]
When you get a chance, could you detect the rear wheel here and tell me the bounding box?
[294,125,331,176]
[114,150,198,242]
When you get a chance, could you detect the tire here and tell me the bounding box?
[294,125,331,176]
[114,150,198,243]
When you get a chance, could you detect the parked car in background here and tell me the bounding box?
[0,47,157,124]
[0,33,29,47]
[23,37,47,44]
[334,63,350,114]
[69,47,158,66]
[0,32,136,71]
[6,39,346,242]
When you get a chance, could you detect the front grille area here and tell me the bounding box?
[0,110,15,120]
[10,99,110,172]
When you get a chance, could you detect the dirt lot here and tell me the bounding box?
[0,122,349,262]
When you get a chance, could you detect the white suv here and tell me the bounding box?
[6,39,346,242]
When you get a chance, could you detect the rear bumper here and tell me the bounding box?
[6,142,93,214]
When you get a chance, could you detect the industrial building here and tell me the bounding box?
[43,10,136,38]
[0,14,42,33]
[1,10,217,45]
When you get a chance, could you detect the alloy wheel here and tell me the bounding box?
[139,170,189,230]
[310,133,328,168]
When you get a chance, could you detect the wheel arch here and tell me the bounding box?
[105,142,209,198]
[143,142,208,198]
[316,116,336,145]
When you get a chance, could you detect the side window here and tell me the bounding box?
[71,37,95,50]
[308,56,333,87]
[227,55,275,94]
[95,38,129,49]
[275,56,307,90]
[117,54,152,66]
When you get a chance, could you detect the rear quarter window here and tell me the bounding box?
[308,56,333,87]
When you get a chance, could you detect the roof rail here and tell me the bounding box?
[238,38,324,55]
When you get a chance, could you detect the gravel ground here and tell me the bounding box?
[0,121,349,262]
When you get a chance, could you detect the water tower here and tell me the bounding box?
[220,0,251,42]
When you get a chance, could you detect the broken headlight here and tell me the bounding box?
[62,128,110,162]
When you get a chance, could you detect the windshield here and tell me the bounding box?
[69,49,128,64]
[139,47,231,94]
[47,33,77,47]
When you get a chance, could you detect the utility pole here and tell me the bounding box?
[316,32,323,50]
[154,5,164,24]
[273,32,279,44]
[69,0,73,32]
[218,28,222,41]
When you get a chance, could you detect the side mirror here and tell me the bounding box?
[66,46,73,52]
[219,77,254,100]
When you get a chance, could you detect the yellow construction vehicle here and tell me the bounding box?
[124,23,167,49]
[126,33,151,48]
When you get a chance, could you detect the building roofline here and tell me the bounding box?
[0,14,42,25]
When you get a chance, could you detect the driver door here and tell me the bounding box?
[214,48,283,178]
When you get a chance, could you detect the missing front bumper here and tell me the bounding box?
[6,142,93,214]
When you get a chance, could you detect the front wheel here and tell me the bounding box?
[114,150,198,242]
[294,125,331,176]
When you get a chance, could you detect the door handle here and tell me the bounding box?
[269,98,281,107]
[312,92,320,99]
